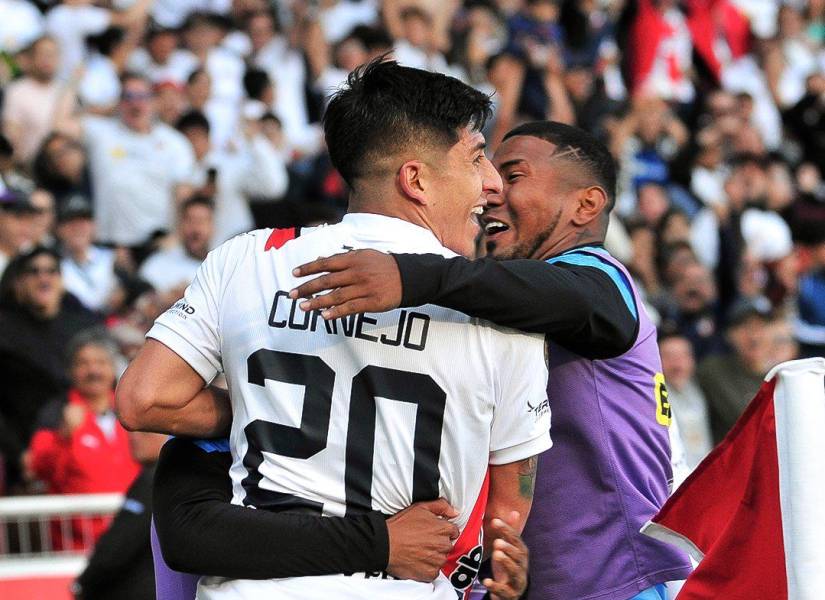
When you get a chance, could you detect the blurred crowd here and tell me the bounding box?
[0,0,823,506]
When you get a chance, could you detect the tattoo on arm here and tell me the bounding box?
[518,456,538,500]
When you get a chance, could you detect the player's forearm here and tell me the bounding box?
[393,254,637,358]
[153,438,390,578]
[483,457,536,558]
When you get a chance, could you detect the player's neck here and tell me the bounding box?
[347,199,433,233]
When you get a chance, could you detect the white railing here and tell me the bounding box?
[0,493,123,570]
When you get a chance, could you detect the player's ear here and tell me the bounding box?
[398,160,429,206]
[572,186,607,227]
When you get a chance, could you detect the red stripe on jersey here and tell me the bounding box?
[264,227,298,251]
[442,470,489,598]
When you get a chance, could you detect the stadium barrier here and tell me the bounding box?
[0,493,123,600]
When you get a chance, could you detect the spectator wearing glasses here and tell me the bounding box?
[59,73,197,261]
[0,245,101,491]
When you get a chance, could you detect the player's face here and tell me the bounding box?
[484,135,579,261]
[428,129,502,258]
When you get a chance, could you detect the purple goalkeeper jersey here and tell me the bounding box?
[151,520,199,600]
[522,247,692,600]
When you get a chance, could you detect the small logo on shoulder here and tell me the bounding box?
[527,397,550,421]
[169,300,196,319]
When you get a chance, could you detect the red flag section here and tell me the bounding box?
[642,358,825,599]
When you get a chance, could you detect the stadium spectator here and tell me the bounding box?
[696,298,775,442]
[26,331,138,493]
[0,188,37,278]
[659,330,713,469]
[2,35,76,165]
[25,331,139,549]
[175,109,288,244]
[32,132,93,206]
[57,194,121,314]
[128,25,197,87]
[68,73,197,255]
[72,431,165,600]
[44,0,151,79]
[139,196,214,307]
[795,236,825,359]
[180,12,245,150]
[0,0,44,54]
[661,259,724,360]
[0,245,101,491]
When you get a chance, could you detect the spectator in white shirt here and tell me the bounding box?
[0,0,43,54]
[659,330,713,469]
[72,73,197,254]
[181,12,245,151]
[45,0,152,79]
[245,9,322,156]
[128,25,198,87]
[3,36,77,165]
[139,196,214,307]
[176,110,288,244]
[56,194,120,314]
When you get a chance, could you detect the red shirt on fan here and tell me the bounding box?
[29,389,140,546]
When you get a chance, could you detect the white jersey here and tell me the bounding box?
[147,213,551,600]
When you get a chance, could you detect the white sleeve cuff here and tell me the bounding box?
[146,322,220,384]
[489,433,552,465]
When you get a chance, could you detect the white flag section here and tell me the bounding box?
[641,357,825,600]
[770,358,825,599]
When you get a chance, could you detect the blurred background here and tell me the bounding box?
[0,0,823,597]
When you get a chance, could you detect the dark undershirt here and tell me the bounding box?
[393,251,638,359]
[152,437,389,579]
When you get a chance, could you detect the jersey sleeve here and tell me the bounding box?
[146,244,227,383]
[488,328,552,465]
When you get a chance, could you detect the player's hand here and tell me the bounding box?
[290,249,402,319]
[385,498,460,582]
[483,512,529,600]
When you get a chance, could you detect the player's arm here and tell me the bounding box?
[290,250,637,359]
[119,240,233,437]
[480,458,536,600]
[153,437,460,580]
[116,339,231,437]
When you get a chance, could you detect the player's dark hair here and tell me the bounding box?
[243,68,270,100]
[503,121,617,212]
[323,58,493,186]
[176,110,211,135]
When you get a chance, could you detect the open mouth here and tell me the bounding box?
[482,217,511,238]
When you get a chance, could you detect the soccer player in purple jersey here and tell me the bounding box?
[290,121,694,600]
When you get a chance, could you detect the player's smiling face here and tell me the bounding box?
[428,128,502,258]
[484,135,581,261]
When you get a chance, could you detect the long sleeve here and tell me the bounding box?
[152,437,390,579]
[394,253,638,359]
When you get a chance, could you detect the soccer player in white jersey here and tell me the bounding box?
[117,59,550,600]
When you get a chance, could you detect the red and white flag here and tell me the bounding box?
[642,358,825,600]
